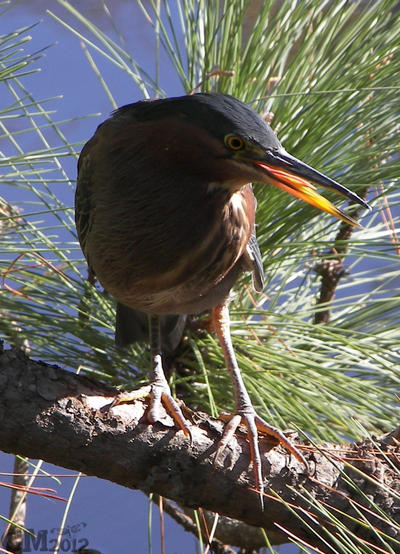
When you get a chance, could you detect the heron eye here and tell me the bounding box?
[225,134,245,151]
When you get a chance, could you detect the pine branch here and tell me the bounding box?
[1,346,399,550]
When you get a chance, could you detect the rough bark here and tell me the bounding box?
[0,346,399,550]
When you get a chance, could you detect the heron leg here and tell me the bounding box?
[147,315,191,436]
[109,315,191,438]
[212,302,308,507]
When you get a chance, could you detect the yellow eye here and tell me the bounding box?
[225,134,245,151]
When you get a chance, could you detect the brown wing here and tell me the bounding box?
[246,230,264,292]
[75,136,98,273]
[241,185,264,292]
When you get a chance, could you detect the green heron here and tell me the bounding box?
[76,93,369,501]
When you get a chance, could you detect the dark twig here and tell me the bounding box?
[152,496,236,554]
[314,194,369,325]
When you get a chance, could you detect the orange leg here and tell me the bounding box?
[212,302,308,508]
[111,315,191,438]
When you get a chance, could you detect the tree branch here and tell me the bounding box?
[314,193,369,325]
[0,346,399,550]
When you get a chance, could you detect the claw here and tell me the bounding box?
[148,379,192,438]
[108,385,152,410]
[108,378,191,439]
[217,410,308,510]
[218,414,242,453]
[254,414,309,470]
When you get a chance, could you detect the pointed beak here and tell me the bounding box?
[249,149,370,227]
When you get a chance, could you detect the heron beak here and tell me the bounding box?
[250,149,370,227]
